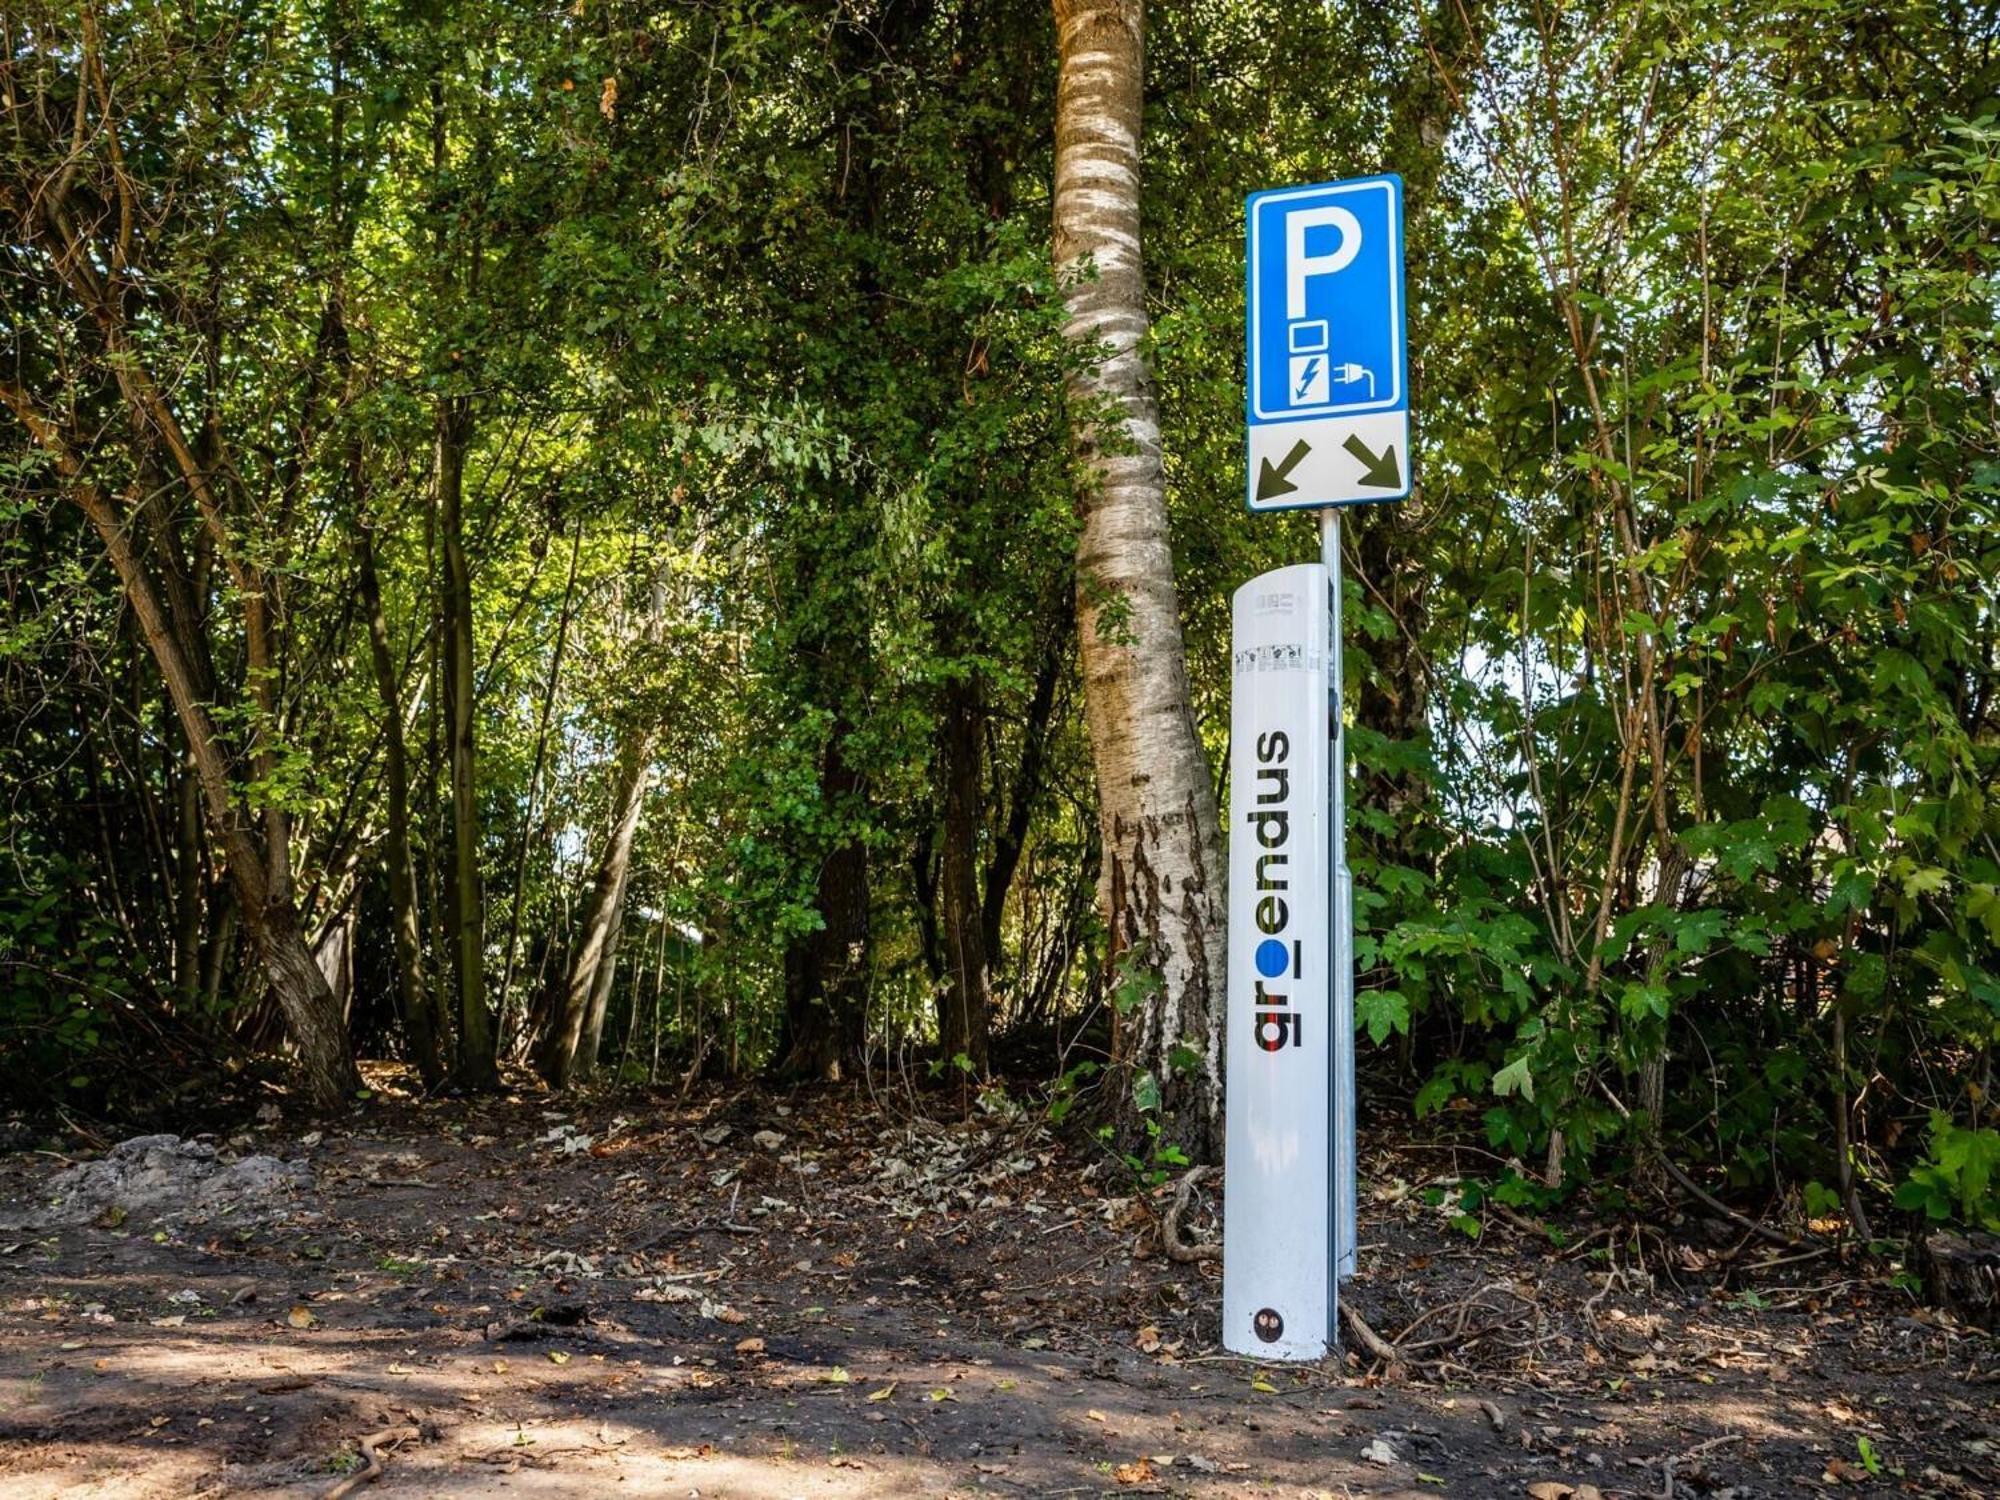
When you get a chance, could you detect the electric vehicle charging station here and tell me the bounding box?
[1223,175,1409,1359]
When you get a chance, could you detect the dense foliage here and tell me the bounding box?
[3,0,1996,1234]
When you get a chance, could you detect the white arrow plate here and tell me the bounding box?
[1246,410,1410,512]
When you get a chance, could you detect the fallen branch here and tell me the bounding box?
[1659,1431,1742,1499]
[322,1424,419,1500]
[635,1219,758,1249]
[1598,1081,1814,1252]
[1339,1303,1407,1379]
[1163,1166,1221,1264]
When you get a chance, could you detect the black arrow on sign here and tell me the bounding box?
[1255,438,1312,502]
[1342,433,1402,489]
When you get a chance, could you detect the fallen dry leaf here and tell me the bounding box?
[734,1337,766,1354]
[866,1383,897,1402]
[1113,1457,1157,1485]
[1526,1484,1574,1500]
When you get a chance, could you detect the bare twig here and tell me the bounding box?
[1339,1303,1407,1379]
[1659,1431,1742,1499]
[1392,1280,1539,1355]
[322,1425,419,1500]
[1599,1081,1817,1251]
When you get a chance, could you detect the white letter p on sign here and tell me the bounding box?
[1285,206,1362,319]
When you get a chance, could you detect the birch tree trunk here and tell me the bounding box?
[1052,0,1226,1160]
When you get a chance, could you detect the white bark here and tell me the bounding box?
[1053,0,1226,1158]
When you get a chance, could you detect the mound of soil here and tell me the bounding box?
[5,1135,311,1232]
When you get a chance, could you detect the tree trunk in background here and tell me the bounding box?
[438,397,497,1089]
[314,913,356,1019]
[1052,0,1225,1160]
[357,512,448,1088]
[982,607,1069,975]
[498,523,584,1024]
[776,726,872,1081]
[2,391,361,1108]
[576,887,630,1080]
[935,676,991,1073]
[173,749,203,1008]
[541,728,653,1089]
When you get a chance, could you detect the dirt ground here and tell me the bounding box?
[1,1076,1993,1499]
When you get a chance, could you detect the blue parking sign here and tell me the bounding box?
[1245,176,1410,511]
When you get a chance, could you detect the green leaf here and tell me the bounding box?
[1355,988,1410,1045]
[1491,1055,1535,1104]
[1130,1070,1161,1115]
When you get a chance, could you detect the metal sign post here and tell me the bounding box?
[1322,508,1357,1284]
[1224,175,1407,1359]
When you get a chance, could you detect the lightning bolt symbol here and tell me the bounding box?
[1294,357,1321,401]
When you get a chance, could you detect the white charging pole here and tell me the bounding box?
[1222,563,1335,1358]
[1322,510,1357,1283]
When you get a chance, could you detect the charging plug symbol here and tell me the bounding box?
[1327,362,1376,399]
[1285,321,1376,408]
